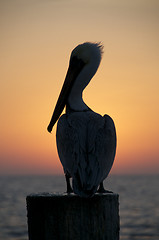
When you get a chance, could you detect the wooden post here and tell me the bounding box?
[26,193,119,240]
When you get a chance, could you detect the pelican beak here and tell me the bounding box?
[47,56,85,133]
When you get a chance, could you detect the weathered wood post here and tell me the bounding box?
[26,193,119,240]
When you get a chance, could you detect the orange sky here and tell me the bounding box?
[0,0,159,175]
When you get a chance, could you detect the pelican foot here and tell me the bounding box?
[97,182,113,194]
[65,173,73,194]
[66,187,74,194]
[97,188,113,194]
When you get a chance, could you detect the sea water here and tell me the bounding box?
[0,175,159,240]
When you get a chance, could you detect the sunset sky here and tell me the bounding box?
[1,0,159,175]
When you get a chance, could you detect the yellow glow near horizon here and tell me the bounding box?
[0,0,159,175]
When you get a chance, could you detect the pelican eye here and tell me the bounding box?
[69,56,85,70]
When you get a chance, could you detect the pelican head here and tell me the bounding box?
[47,42,103,133]
[71,42,103,64]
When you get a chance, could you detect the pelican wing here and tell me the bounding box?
[56,114,79,175]
[95,114,116,181]
[56,111,116,197]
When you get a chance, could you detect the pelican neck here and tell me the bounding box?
[66,104,91,114]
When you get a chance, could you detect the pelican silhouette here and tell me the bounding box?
[47,42,116,197]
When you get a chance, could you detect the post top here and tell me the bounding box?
[26,192,119,200]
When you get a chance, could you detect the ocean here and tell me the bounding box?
[0,175,159,240]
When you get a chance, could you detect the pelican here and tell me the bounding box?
[47,42,116,197]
